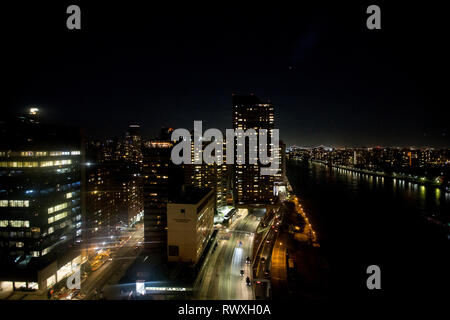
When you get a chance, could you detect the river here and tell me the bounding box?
[287,160,449,303]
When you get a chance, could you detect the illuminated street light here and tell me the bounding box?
[29,107,39,115]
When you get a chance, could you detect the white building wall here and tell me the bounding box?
[167,191,214,265]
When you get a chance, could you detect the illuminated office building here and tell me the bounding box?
[0,111,84,292]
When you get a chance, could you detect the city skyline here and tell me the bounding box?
[1,1,449,309]
[8,107,449,149]
[4,3,449,147]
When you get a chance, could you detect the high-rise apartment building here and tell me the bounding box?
[124,124,143,168]
[85,139,143,254]
[183,138,231,209]
[232,94,276,206]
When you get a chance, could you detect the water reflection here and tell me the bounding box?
[314,162,449,224]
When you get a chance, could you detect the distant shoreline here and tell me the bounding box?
[299,159,447,191]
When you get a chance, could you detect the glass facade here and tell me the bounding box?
[0,116,84,290]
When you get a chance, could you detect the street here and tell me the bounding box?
[194,211,260,300]
[79,225,144,299]
[252,209,284,299]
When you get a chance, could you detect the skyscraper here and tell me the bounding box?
[124,124,143,167]
[0,111,85,291]
[142,128,185,261]
[232,94,276,207]
[142,139,173,257]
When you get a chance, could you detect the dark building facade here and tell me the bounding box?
[142,140,173,257]
[142,132,185,261]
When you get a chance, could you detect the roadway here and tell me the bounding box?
[270,232,288,298]
[78,225,144,299]
[194,211,260,300]
[252,209,284,299]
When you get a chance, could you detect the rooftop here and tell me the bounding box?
[169,186,212,205]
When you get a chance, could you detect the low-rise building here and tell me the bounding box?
[167,187,214,265]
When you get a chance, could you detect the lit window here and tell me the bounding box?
[46,275,56,288]
[48,202,69,214]
[22,162,39,167]
[36,152,47,156]
[9,200,29,207]
[8,220,30,228]
[40,161,53,167]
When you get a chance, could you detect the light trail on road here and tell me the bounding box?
[194,211,260,300]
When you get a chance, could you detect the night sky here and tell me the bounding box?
[3,2,449,147]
